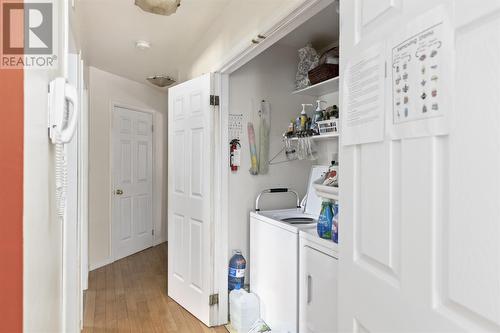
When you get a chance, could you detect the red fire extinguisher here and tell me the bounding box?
[230,139,241,172]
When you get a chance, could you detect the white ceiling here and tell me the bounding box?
[75,0,304,86]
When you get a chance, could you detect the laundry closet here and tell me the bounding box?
[167,1,343,330]
[225,2,340,332]
[168,0,500,332]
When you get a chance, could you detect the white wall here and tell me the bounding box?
[182,0,304,79]
[315,91,340,166]
[24,68,64,333]
[228,43,316,277]
[88,67,168,269]
[23,0,69,330]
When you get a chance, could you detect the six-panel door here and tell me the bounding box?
[340,1,500,331]
[112,107,153,261]
[168,73,215,326]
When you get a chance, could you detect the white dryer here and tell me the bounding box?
[298,228,338,333]
[250,166,327,333]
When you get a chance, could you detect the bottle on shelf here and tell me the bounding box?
[332,201,339,244]
[287,119,295,135]
[317,200,334,240]
[300,103,313,131]
[312,100,326,134]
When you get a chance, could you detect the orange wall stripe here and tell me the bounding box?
[0,6,24,331]
[0,69,24,333]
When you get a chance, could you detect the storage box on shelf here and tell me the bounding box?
[308,64,339,85]
[317,118,339,135]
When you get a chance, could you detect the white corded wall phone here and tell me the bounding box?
[48,77,79,218]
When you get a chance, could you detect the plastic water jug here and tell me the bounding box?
[228,250,246,291]
[229,289,260,333]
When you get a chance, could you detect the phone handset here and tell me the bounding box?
[48,77,79,144]
[48,77,79,218]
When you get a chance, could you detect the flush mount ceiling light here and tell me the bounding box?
[147,75,176,87]
[135,0,181,16]
[135,40,151,50]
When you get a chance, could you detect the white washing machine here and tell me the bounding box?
[250,166,328,333]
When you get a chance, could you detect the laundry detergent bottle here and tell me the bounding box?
[228,250,246,291]
[332,201,339,243]
[317,200,333,239]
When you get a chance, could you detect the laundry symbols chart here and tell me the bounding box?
[342,6,452,145]
[390,5,452,139]
[229,113,243,140]
[392,23,444,123]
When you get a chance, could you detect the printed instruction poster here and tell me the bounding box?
[342,43,386,146]
[392,24,444,123]
[342,6,452,144]
[390,5,452,139]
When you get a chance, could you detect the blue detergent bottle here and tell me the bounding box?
[317,200,333,239]
[228,250,246,291]
[332,201,339,243]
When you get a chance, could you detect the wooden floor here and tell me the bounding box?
[83,243,227,333]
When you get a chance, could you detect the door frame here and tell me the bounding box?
[77,54,89,331]
[212,0,335,325]
[109,101,158,262]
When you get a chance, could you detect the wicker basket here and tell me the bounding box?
[308,64,339,85]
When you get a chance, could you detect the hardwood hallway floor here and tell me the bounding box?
[83,243,228,333]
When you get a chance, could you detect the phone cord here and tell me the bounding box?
[55,140,67,218]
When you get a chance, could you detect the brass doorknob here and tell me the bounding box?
[115,189,124,195]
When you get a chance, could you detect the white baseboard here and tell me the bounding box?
[89,240,167,271]
[89,257,113,271]
[153,237,167,246]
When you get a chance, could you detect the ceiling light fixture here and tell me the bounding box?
[135,0,181,16]
[147,75,176,88]
[135,40,151,50]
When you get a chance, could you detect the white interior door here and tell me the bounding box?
[168,73,215,326]
[340,1,500,332]
[112,106,153,261]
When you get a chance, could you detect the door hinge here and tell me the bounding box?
[210,95,220,106]
[151,124,154,132]
[209,294,219,306]
[152,229,155,236]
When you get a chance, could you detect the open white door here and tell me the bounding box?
[340,1,500,332]
[168,73,217,326]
